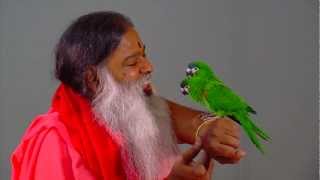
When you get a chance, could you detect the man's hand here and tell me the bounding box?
[167,138,214,180]
[198,117,246,164]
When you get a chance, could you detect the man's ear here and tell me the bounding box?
[84,65,99,96]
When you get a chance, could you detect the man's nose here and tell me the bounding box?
[140,58,153,74]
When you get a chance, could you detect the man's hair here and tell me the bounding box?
[55,11,133,97]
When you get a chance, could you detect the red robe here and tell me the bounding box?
[11,84,139,179]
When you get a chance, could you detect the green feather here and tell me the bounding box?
[233,112,266,154]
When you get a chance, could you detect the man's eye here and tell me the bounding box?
[127,62,137,66]
[126,59,138,66]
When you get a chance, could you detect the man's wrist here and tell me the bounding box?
[191,112,216,143]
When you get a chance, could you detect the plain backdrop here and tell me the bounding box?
[0,0,318,179]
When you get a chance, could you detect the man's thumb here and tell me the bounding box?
[182,137,202,163]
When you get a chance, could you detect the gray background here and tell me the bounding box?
[0,0,318,179]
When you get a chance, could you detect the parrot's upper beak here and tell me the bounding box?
[186,68,193,77]
[180,82,189,95]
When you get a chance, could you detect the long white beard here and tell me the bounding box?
[92,67,179,180]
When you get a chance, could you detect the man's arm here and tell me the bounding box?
[165,99,204,144]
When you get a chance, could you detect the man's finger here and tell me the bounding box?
[193,150,211,170]
[182,137,202,163]
[202,152,211,170]
[213,143,239,158]
[214,148,246,164]
[223,118,240,132]
[219,134,240,149]
[179,163,207,178]
[235,149,246,159]
[207,160,214,177]
[215,156,240,164]
[224,128,240,139]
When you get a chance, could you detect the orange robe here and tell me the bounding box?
[11,84,138,180]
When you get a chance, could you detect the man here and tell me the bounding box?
[11,11,246,180]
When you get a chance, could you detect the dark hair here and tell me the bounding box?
[55,11,133,97]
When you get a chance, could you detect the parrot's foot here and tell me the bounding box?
[214,111,226,118]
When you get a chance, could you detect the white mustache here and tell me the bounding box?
[140,74,152,84]
[126,74,152,88]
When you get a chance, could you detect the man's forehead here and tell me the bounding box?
[118,29,144,50]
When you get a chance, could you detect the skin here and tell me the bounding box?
[106,28,153,82]
[85,28,246,179]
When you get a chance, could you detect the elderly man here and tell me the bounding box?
[11,11,245,180]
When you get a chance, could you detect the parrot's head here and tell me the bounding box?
[180,79,190,95]
[186,61,214,79]
[180,77,207,102]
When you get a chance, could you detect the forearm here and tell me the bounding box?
[165,98,205,144]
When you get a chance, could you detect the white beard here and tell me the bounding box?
[92,67,179,180]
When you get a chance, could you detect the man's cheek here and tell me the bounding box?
[122,70,139,81]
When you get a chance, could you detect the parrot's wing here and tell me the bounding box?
[247,105,257,114]
[203,82,253,115]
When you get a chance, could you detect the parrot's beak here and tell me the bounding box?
[180,82,189,95]
[186,68,193,77]
[182,89,189,95]
[180,87,189,95]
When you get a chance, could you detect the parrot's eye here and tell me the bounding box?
[191,67,199,74]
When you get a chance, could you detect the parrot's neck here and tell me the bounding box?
[211,74,222,83]
[190,83,206,103]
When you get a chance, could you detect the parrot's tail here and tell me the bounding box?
[234,113,268,154]
[249,120,271,141]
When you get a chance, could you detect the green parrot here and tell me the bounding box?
[180,61,270,154]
